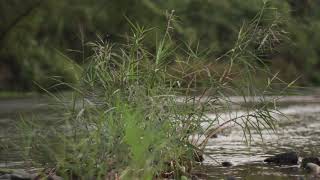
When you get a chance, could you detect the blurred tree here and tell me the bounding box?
[1,0,320,91]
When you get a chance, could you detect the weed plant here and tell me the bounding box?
[18,2,292,179]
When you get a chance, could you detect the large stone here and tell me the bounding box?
[264,152,298,165]
[301,157,320,168]
[305,163,320,175]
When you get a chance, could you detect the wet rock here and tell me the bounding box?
[191,172,208,179]
[191,175,200,180]
[209,134,218,138]
[221,161,233,167]
[264,152,298,165]
[305,163,320,175]
[301,157,320,168]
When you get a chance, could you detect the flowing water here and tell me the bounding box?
[1,95,320,179]
[199,103,320,179]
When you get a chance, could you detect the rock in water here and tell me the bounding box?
[301,157,320,168]
[221,161,233,167]
[264,152,298,165]
[305,163,320,175]
[209,134,218,138]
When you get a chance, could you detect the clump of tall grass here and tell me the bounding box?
[18,2,292,179]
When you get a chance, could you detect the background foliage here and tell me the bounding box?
[0,0,319,91]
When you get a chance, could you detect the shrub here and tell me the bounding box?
[18,3,291,179]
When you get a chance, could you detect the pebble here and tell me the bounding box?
[264,152,298,165]
[221,161,233,167]
[301,157,320,168]
[305,163,320,175]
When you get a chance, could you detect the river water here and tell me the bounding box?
[1,95,320,179]
[200,102,320,179]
